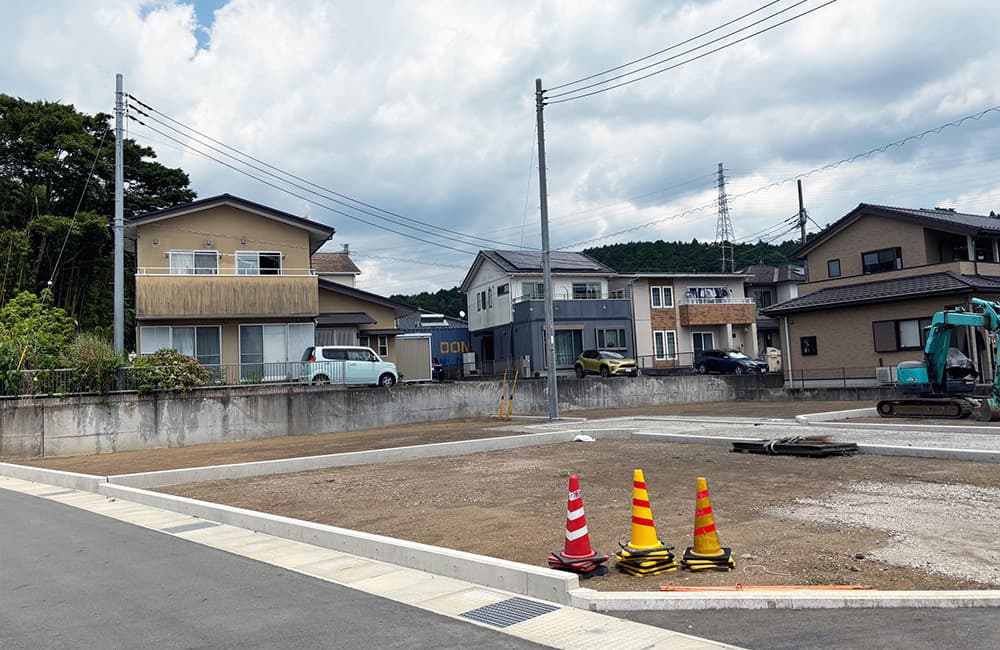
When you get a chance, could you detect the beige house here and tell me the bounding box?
[610,272,757,370]
[127,194,413,376]
[764,203,1000,383]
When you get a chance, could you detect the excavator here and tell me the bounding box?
[877,297,1000,421]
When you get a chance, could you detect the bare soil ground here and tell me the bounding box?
[23,400,1000,592]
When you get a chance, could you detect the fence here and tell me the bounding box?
[1,360,345,398]
[784,366,879,389]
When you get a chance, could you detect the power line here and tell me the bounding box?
[547,0,785,93]
[546,0,839,105]
[127,114,480,256]
[127,95,529,251]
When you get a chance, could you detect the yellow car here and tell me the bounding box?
[575,350,639,378]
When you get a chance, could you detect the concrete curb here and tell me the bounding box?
[804,419,1000,435]
[857,443,1000,463]
[571,588,1000,611]
[98,482,580,605]
[0,462,105,492]
[110,430,583,489]
[796,407,878,423]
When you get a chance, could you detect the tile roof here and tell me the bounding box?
[741,264,807,284]
[312,252,361,274]
[763,272,1000,315]
[398,310,468,329]
[315,312,376,326]
[795,203,1000,258]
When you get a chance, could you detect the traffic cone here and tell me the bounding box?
[614,469,677,576]
[681,477,735,572]
[547,475,608,578]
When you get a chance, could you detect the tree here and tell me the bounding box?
[0,289,76,370]
[0,94,197,335]
[391,286,465,317]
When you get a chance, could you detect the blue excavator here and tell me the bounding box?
[877,297,1000,420]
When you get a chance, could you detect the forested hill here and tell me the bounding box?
[583,238,805,273]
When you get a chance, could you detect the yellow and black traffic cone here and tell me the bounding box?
[614,469,678,576]
[681,477,735,572]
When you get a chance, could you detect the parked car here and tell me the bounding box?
[575,349,639,378]
[300,346,398,387]
[694,349,768,375]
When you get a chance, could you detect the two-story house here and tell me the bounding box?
[127,194,414,378]
[764,203,1000,382]
[610,272,757,370]
[741,264,806,354]
[459,250,632,374]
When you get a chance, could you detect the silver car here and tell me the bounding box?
[300,346,398,387]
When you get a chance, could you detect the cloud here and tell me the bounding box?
[3,0,1000,295]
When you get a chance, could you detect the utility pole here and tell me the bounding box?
[113,73,125,357]
[797,179,806,245]
[535,78,559,421]
[715,162,734,272]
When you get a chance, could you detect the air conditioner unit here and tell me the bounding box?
[875,366,895,385]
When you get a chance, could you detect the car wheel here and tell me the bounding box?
[575,365,585,378]
[313,374,329,384]
[734,366,745,375]
[600,365,610,378]
[696,363,707,374]
[379,373,396,388]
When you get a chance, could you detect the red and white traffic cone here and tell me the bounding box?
[547,475,608,578]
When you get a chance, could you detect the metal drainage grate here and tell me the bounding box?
[459,597,559,628]
[162,521,220,534]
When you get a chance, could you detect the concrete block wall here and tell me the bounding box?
[0,375,745,460]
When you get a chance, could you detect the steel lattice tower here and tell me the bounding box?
[715,162,734,272]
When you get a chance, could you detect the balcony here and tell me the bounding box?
[678,297,756,326]
[513,298,632,323]
[136,270,318,319]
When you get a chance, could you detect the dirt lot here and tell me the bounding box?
[23,400,1000,592]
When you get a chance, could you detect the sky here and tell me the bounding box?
[2,0,1000,296]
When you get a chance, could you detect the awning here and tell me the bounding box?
[316,312,377,326]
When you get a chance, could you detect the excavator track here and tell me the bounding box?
[876,398,974,419]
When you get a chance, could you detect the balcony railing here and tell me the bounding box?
[681,297,756,305]
[136,267,316,276]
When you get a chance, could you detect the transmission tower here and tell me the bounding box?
[715,162,735,272]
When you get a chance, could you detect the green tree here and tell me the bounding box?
[0,289,76,370]
[391,286,464,317]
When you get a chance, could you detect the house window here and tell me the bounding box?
[487,287,493,308]
[522,282,545,299]
[873,318,932,352]
[360,334,389,357]
[862,247,902,274]
[650,286,673,308]
[827,259,841,278]
[801,336,818,356]
[240,323,315,380]
[236,251,282,275]
[554,330,583,366]
[497,283,509,296]
[692,332,714,355]
[753,289,773,309]
[597,328,626,350]
[686,287,732,303]
[140,325,221,365]
[169,250,218,275]
[572,282,601,299]
[653,330,677,360]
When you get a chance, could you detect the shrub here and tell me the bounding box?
[0,289,76,369]
[131,349,212,395]
[63,332,122,394]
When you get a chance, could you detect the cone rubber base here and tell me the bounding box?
[617,541,674,556]
[682,547,735,571]
[551,551,609,565]
[617,561,679,576]
[547,554,609,579]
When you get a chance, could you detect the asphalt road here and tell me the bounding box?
[622,607,1000,650]
[0,489,542,650]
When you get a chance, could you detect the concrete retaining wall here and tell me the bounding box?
[0,375,739,460]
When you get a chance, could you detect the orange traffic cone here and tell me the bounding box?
[614,469,677,576]
[547,475,608,578]
[682,477,735,571]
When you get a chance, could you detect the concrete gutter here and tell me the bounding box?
[795,407,877,423]
[98,482,580,605]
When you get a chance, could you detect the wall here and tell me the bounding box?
[802,214,928,287]
[0,375,741,460]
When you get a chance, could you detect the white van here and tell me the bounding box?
[300,346,398,387]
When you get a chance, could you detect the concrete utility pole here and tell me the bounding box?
[113,73,125,357]
[535,78,559,421]
[797,179,806,245]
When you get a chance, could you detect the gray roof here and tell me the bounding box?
[312,252,361,274]
[484,250,615,274]
[795,203,1000,258]
[763,271,1000,315]
[316,312,376,326]
[398,310,468,329]
[317,278,416,317]
[741,264,807,285]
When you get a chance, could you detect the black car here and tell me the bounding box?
[694,349,768,375]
